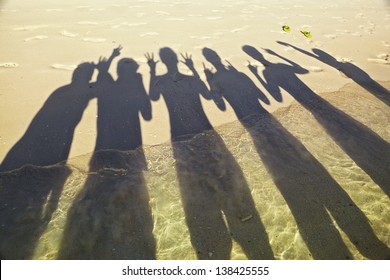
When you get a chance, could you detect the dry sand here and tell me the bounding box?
[1,0,390,161]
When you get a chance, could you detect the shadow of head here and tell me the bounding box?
[117,58,139,78]
[159,47,178,66]
[312,49,338,66]
[71,62,95,83]
[242,45,266,63]
[202,47,222,66]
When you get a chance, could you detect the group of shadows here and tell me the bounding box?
[1,42,390,260]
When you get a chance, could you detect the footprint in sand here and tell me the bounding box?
[368,53,390,65]
[24,35,48,42]
[283,46,294,52]
[0,62,19,68]
[324,34,338,39]
[355,13,365,19]
[14,25,48,31]
[231,26,250,33]
[111,4,128,8]
[382,41,390,48]
[111,22,147,28]
[298,14,313,18]
[61,30,78,38]
[193,45,207,50]
[336,29,352,34]
[309,66,324,73]
[156,11,170,15]
[206,16,222,20]
[165,18,185,21]
[1,9,19,13]
[377,53,389,59]
[77,21,98,25]
[336,57,353,63]
[51,64,77,71]
[367,58,390,65]
[83,37,107,43]
[45,9,63,12]
[140,32,159,37]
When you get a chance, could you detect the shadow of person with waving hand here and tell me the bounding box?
[0,62,95,259]
[1,63,96,172]
[203,46,390,259]
[58,47,156,259]
[243,45,390,199]
[278,41,390,107]
[145,47,274,259]
[93,47,151,151]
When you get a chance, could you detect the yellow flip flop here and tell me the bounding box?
[300,30,312,38]
[282,25,291,32]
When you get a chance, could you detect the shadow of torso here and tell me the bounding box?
[0,83,93,172]
[155,73,213,140]
[95,73,149,151]
[209,68,268,119]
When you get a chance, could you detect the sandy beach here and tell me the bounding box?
[0,0,390,259]
[1,0,390,160]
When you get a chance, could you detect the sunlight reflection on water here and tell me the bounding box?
[1,82,389,260]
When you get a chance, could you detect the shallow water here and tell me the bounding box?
[1,82,389,260]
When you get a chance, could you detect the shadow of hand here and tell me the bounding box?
[247,61,258,75]
[96,56,110,73]
[276,41,291,47]
[213,94,226,111]
[145,53,159,72]
[263,48,277,56]
[203,63,214,81]
[180,53,195,69]
[112,45,122,58]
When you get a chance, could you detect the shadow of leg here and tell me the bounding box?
[58,150,156,259]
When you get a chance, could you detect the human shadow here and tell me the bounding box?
[204,47,390,259]
[0,63,95,172]
[58,48,156,259]
[278,41,390,107]
[145,48,274,259]
[0,164,70,259]
[0,63,94,258]
[94,49,152,151]
[243,45,390,199]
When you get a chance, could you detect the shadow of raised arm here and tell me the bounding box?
[243,45,283,102]
[264,48,308,74]
[95,46,122,88]
[203,63,226,111]
[145,52,160,101]
[277,41,317,59]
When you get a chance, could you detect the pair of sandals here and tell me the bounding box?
[282,25,312,38]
